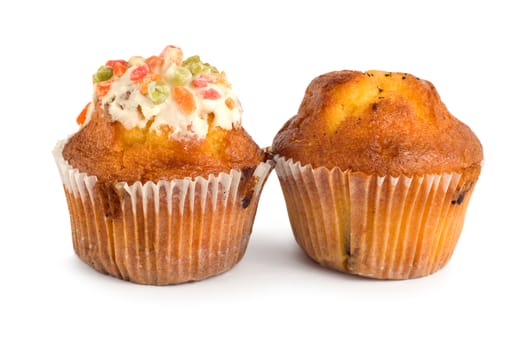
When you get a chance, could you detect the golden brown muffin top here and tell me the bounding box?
[272,70,483,176]
[64,105,264,183]
[63,46,265,183]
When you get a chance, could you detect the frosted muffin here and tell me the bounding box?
[272,70,483,279]
[54,46,273,285]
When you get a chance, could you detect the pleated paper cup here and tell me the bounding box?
[53,140,273,285]
[274,156,479,279]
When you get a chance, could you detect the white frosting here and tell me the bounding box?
[82,48,242,140]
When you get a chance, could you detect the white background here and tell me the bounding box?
[1,0,524,348]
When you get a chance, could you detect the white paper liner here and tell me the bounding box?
[274,156,477,279]
[53,140,273,285]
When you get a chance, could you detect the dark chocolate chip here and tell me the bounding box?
[451,191,465,205]
[452,182,473,205]
[241,190,254,208]
[345,242,351,257]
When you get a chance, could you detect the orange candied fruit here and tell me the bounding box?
[95,80,113,98]
[225,97,235,110]
[105,60,128,77]
[145,55,163,73]
[76,102,91,125]
[113,62,127,77]
[171,86,196,115]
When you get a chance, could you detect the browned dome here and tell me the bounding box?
[272,70,483,177]
[63,103,265,184]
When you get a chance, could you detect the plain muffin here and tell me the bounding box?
[272,70,482,279]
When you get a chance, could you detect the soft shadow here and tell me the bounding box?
[237,229,369,284]
[62,229,451,299]
[66,255,136,287]
[239,229,451,288]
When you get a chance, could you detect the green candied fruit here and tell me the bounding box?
[188,62,219,75]
[92,66,113,83]
[203,62,219,73]
[182,55,201,67]
[148,82,170,104]
[165,66,192,86]
[183,55,219,75]
[187,62,207,75]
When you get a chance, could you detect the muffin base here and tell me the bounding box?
[275,156,479,279]
[54,140,273,285]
